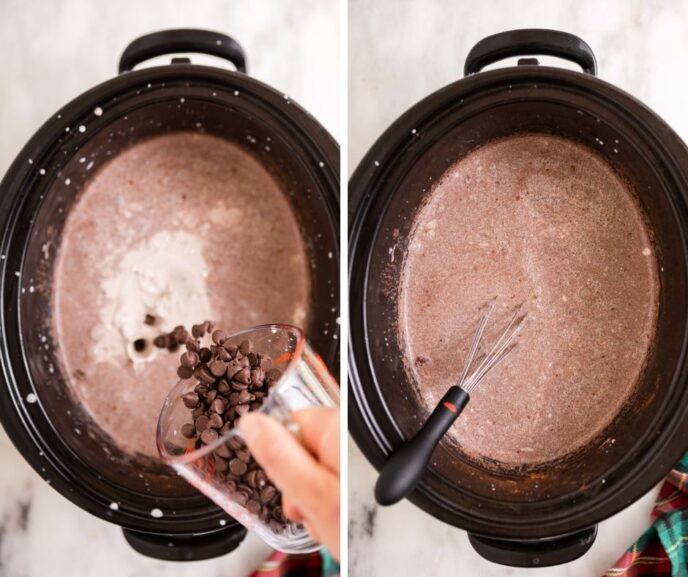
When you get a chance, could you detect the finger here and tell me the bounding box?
[291,408,340,474]
[238,412,338,521]
[282,496,304,523]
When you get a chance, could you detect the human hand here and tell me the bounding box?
[238,407,340,559]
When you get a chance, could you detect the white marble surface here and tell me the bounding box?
[348,1,686,575]
[0,1,338,576]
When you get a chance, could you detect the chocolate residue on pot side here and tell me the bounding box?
[399,133,659,466]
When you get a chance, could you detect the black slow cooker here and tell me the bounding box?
[349,29,688,567]
[0,29,339,561]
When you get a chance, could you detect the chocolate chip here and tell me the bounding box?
[201,428,218,445]
[212,330,227,345]
[199,348,212,363]
[234,367,251,384]
[212,398,226,414]
[191,324,205,339]
[223,342,239,357]
[226,360,242,379]
[180,351,199,368]
[153,335,167,348]
[234,491,249,507]
[144,314,156,326]
[239,339,252,355]
[260,485,277,503]
[237,390,252,404]
[186,338,200,353]
[194,384,208,395]
[235,404,250,417]
[231,380,249,392]
[214,457,229,473]
[215,444,232,459]
[246,500,261,515]
[181,423,195,438]
[194,364,215,384]
[191,405,205,419]
[133,338,146,352]
[229,458,248,476]
[206,389,218,403]
[216,348,231,362]
[236,449,251,463]
[195,415,209,432]
[177,365,194,379]
[208,413,223,429]
[228,436,244,451]
[245,469,258,488]
[173,325,189,344]
[209,359,227,377]
[182,392,199,408]
[217,379,231,394]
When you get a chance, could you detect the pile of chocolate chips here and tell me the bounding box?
[173,321,289,533]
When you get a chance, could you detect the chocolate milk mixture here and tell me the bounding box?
[53,132,310,456]
[400,134,658,466]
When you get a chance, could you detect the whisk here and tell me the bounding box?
[375,299,527,506]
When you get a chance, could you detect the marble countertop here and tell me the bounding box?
[0,1,338,576]
[348,0,687,575]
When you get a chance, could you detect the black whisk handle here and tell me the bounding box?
[375,386,470,506]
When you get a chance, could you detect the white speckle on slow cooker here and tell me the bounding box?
[86,161,94,171]
[94,107,103,117]
[215,39,222,46]
[74,427,81,435]
[411,129,417,134]
[179,97,185,103]
[319,161,325,167]
[65,127,70,132]
[643,247,651,256]
[109,502,119,510]
[28,158,33,165]
[219,519,227,526]
[39,168,45,175]
[328,251,333,259]
[234,90,240,96]
[78,125,86,133]
[26,393,37,404]
[65,178,71,186]
[79,157,86,163]
[374,160,380,167]
[151,508,163,518]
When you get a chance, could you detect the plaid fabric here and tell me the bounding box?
[249,550,339,577]
[605,453,688,577]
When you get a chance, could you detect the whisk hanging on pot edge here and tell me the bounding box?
[375,299,527,506]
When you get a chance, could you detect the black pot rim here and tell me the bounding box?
[0,62,339,535]
[349,64,688,540]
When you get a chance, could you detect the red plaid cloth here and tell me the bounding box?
[605,454,688,576]
[249,552,324,577]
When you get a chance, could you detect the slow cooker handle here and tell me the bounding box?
[121,526,247,561]
[118,29,247,74]
[468,526,598,568]
[464,29,596,76]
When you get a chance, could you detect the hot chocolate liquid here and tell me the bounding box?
[400,134,659,466]
[53,132,310,457]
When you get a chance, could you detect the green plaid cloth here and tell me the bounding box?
[605,453,688,577]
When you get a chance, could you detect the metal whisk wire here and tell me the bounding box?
[458,301,527,394]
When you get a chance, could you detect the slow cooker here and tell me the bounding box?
[349,29,688,567]
[0,29,339,561]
